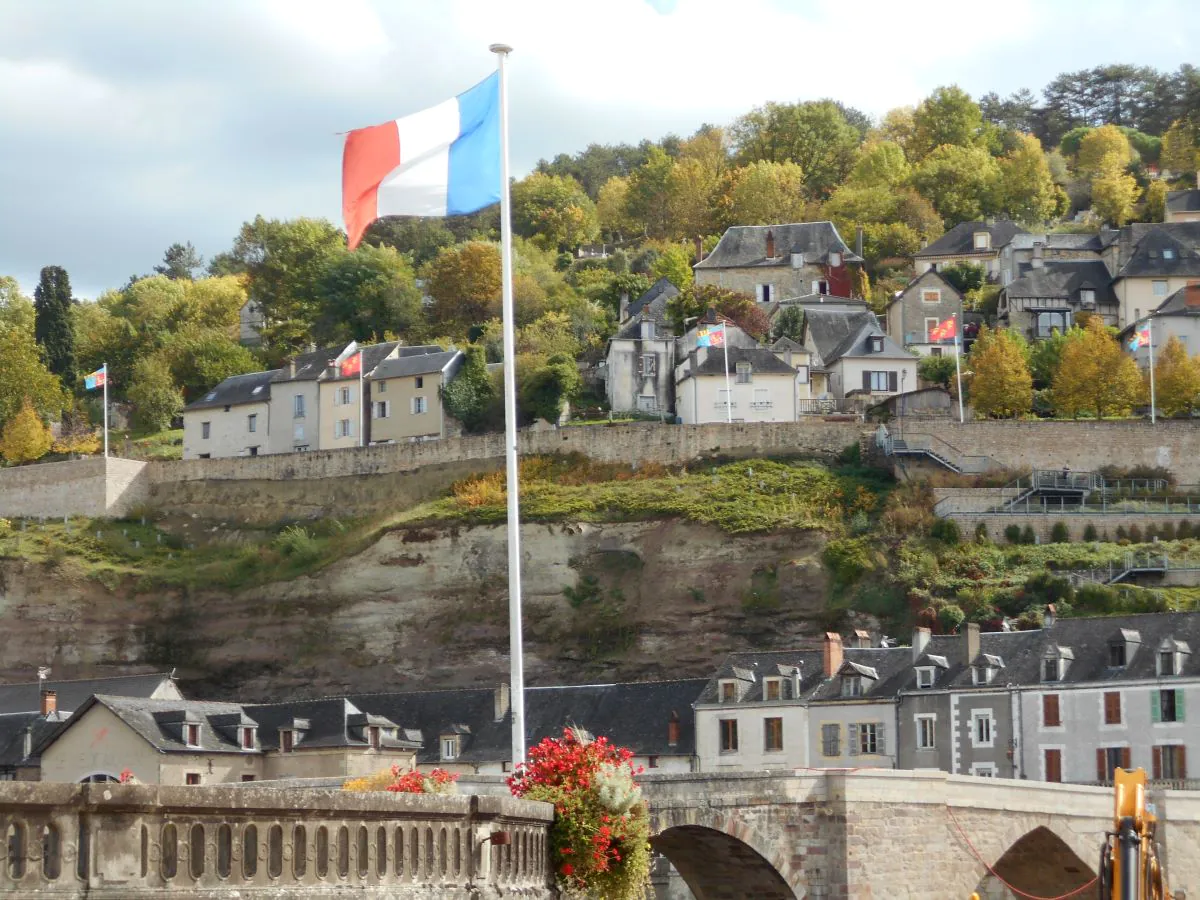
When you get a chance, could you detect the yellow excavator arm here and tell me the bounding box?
[1100,768,1171,900]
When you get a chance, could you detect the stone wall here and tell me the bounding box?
[948,513,1200,543]
[0,457,148,520]
[0,781,553,898]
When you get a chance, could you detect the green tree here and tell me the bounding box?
[939,262,986,295]
[665,157,718,240]
[0,276,34,337]
[716,160,809,229]
[314,244,423,344]
[910,86,985,160]
[968,326,1032,418]
[519,354,581,424]
[127,356,184,431]
[33,265,76,384]
[730,100,860,196]
[1076,124,1136,176]
[154,242,204,280]
[649,243,695,291]
[624,146,675,238]
[1028,327,1071,388]
[666,285,768,338]
[512,172,600,252]
[1142,180,1169,222]
[595,176,636,241]
[772,306,804,343]
[918,354,957,388]
[0,400,53,464]
[425,242,502,336]
[911,145,1000,225]
[847,140,911,187]
[1161,120,1199,174]
[441,344,497,432]
[1052,318,1145,418]
[1091,156,1140,225]
[994,133,1061,224]
[360,217,456,268]
[160,329,259,402]
[1152,334,1200,417]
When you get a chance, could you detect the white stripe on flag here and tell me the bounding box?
[377,97,460,218]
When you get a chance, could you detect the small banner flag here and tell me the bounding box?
[340,352,363,378]
[1129,324,1151,351]
[928,317,957,343]
[84,365,107,391]
[696,323,727,348]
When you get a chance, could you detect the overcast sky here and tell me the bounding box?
[2,0,1198,298]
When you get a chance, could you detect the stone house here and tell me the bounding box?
[693,222,863,302]
[366,350,465,443]
[913,220,1028,282]
[1119,284,1200,369]
[883,269,964,356]
[998,260,1120,339]
[802,307,918,400]
[998,231,1118,286]
[181,370,275,460]
[605,278,680,416]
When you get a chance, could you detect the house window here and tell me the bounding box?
[1098,747,1130,782]
[247,414,257,433]
[338,386,352,405]
[1153,280,1169,297]
[735,362,752,384]
[921,289,941,303]
[972,666,996,686]
[1044,748,1063,783]
[1043,694,1061,727]
[865,371,894,392]
[971,710,994,748]
[1079,288,1096,306]
[185,723,200,747]
[821,723,840,757]
[641,321,656,340]
[1159,650,1176,676]
[376,381,386,393]
[853,722,880,755]
[647,755,659,769]
[1109,643,1127,667]
[915,714,936,750]
[248,446,258,456]
[815,280,829,295]
[868,335,884,353]
[717,389,733,410]
[374,401,389,419]
[201,422,211,439]
[764,678,782,701]
[973,232,991,250]
[1043,658,1060,682]
[415,376,424,389]
[293,424,304,441]
[1154,689,1183,723]
[756,284,772,303]
[186,773,201,785]
[719,718,739,753]
[638,354,657,376]
[1035,311,1070,339]
[1163,249,1176,260]
[916,667,935,689]
[925,318,940,341]
[280,730,294,753]
[930,347,943,357]
[293,395,305,418]
[441,737,459,760]
[1156,745,1187,779]
[971,763,997,778]
[241,775,256,782]
[763,717,783,752]
[719,680,736,702]
[411,397,428,415]
[1103,692,1122,725]
[334,419,353,439]
[636,395,656,412]
[841,676,863,698]
[367,726,380,749]
[241,728,255,750]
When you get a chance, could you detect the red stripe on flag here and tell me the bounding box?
[342,122,401,249]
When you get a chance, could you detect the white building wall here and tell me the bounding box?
[694,704,810,771]
[806,701,898,769]
[678,373,797,425]
[267,382,321,454]
[833,357,918,399]
[182,400,270,460]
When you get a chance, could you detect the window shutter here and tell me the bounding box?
[636,356,644,375]
[1152,746,1162,780]
[1180,746,1188,779]
[1177,689,1185,722]
[876,722,886,756]
[862,371,871,392]
[1121,747,1131,770]
[888,371,898,392]
[349,420,356,438]
[1096,748,1106,781]
[384,401,390,418]
[1150,691,1161,723]
[848,724,859,756]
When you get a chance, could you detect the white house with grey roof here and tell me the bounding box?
[1120,284,1200,370]
[182,370,276,460]
[802,307,917,400]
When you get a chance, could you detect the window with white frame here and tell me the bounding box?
[638,354,657,376]
[367,726,380,749]
[973,232,991,250]
[374,401,390,419]
[247,414,257,433]
[334,418,353,439]
[415,376,424,389]
[921,289,941,303]
[719,719,738,753]
[201,422,211,439]
[763,717,783,752]
[866,371,891,392]
[717,389,733,409]
[636,395,656,412]
[752,388,770,409]
[756,284,772,303]
[736,361,752,384]
[1153,280,1169,297]
[719,680,737,702]
[241,727,255,750]
[293,395,306,418]
[1163,249,1176,260]
[338,386,352,405]
[841,676,863,697]
[916,667,935,689]
[185,723,200,748]
[972,666,996,686]
[970,763,997,777]
[441,736,459,760]
[915,714,936,750]
[1043,657,1061,682]
[411,397,428,415]
[763,678,782,701]
[850,722,882,756]
[376,381,386,394]
[1079,288,1096,306]
[971,710,994,748]
[1158,649,1178,676]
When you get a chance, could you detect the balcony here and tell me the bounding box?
[797,398,868,417]
[749,401,773,410]
[713,401,738,409]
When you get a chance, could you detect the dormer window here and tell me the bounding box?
[842,676,864,697]
[441,736,460,760]
[973,231,991,250]
[916,667,935,689]
[1080,288,1096,306]
[735,361,752,384]
[1157,639,1189,676]
[641,320,656,340]
[763,677,782,701]
[719,680,737,702]
[1109,643,1127,668]
[185,723,200,748]
[973,666,996,686]
[280,730,294,753]
[829,251,842,267]
[367,726,380,749]
[240,727,255,750]
[1159,650,1176,676]
[868,336,884,353]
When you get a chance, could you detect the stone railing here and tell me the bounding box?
[0,782,554,898]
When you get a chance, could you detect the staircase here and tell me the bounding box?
[1067,552,1170,587]
[884,433,999,475]
[999,470,1101,512]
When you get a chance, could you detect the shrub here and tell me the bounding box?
[938,604,966,633]
[822,538,875,589]
[1128,524,1143,544]
[974,522,989,542]
[1005,524,1022,544]
[1179,520,1194,539]
[343,766,459,794]
[930,518,961,545]
[1021,525,1037,545]
[1145,524,1160,542]
[1160,522,1176,541]
[1022,573,1075,605]
[1050,522,1070,543]
[274,525,321,562]
[1115,525,1128,541]
[1083,523,1099,542]
[0,401,53,464]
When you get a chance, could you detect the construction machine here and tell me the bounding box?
[1099,768,1171,900]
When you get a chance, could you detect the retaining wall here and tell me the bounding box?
[0,457,148,520]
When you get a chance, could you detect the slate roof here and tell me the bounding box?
[914,220,1028,258]
[1167,189,1200,215]
[1117,225,1200,278]
[678,346,797,381]
[804,307,914,365]
[1006,232,1116,253]
[770,337,804,352]
[613,284,674,340]
[183,369,277,412]
[72,696,251,754]
[695,222,862,270]
[0,672,176,717]
[895,269,963,303]
[244,697,418,751]
[1151,285,1200,317]
[370,350,461,380]
[626,277,679,319]
[1003,261,1118,304]
[325,341,401,382]
[270,346,344,384]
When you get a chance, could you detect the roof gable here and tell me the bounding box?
[696,222,862,270]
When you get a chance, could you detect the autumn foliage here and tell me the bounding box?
[342,766,459,794]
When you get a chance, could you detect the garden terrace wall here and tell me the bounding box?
[0,457,148,520]
[0,781,553,898]
[948,513,1200,544]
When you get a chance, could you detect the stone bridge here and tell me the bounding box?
[641,769,1200,900]
[0,781,553,897]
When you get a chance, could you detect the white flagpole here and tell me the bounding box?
[1148,318,1157,425]
[491,42,526,768]
[953,316,964,424]
[358,358,364,447]
[722,323,732,424]
[102,364,109,458]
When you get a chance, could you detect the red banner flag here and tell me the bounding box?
[340,352,362,377]
[928,317,957,342]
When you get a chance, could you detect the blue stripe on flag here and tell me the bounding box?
[447,72,501,215]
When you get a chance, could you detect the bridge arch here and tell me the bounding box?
[973,825,1097,898]
[649,807,799,899]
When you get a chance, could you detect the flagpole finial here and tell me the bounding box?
[489,43,513,55]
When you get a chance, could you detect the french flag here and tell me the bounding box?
[342,73,501,249]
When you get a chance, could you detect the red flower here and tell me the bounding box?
[561,862,574,876]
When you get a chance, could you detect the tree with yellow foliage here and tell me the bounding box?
[967,326,1032,418]
[1076,124,1135,177]
[1152,334,1200,418]
[0,400,53,464]
[1052,318,1145,418]
[1091,155,1140,226]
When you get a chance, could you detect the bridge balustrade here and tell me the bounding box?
[0,782,552,898]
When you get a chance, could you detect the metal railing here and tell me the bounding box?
[973,496,1200,516]
[885,433,1000,475]
[1067,552,1170,587]
[798,398,868,416]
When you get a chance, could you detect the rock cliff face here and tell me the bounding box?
[0,520,829,699]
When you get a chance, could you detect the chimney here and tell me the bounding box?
[619,292,630,321]
[823,632,844,677]
[1044,604,1057,628]
[853,629,871,649]
[962,622,980,667]
[494,683,510,722]
[789,665,802,698]
[287,358,296,378]
[667,711,680,747]
[1032,242,1044,269]
[765,229,776,259]
[855,225,864,259]
[693,235,704,263]
[1196,170,1199,190]
[912,626,931,662]
[40,690,57,717]
[1185,284,1200,308]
